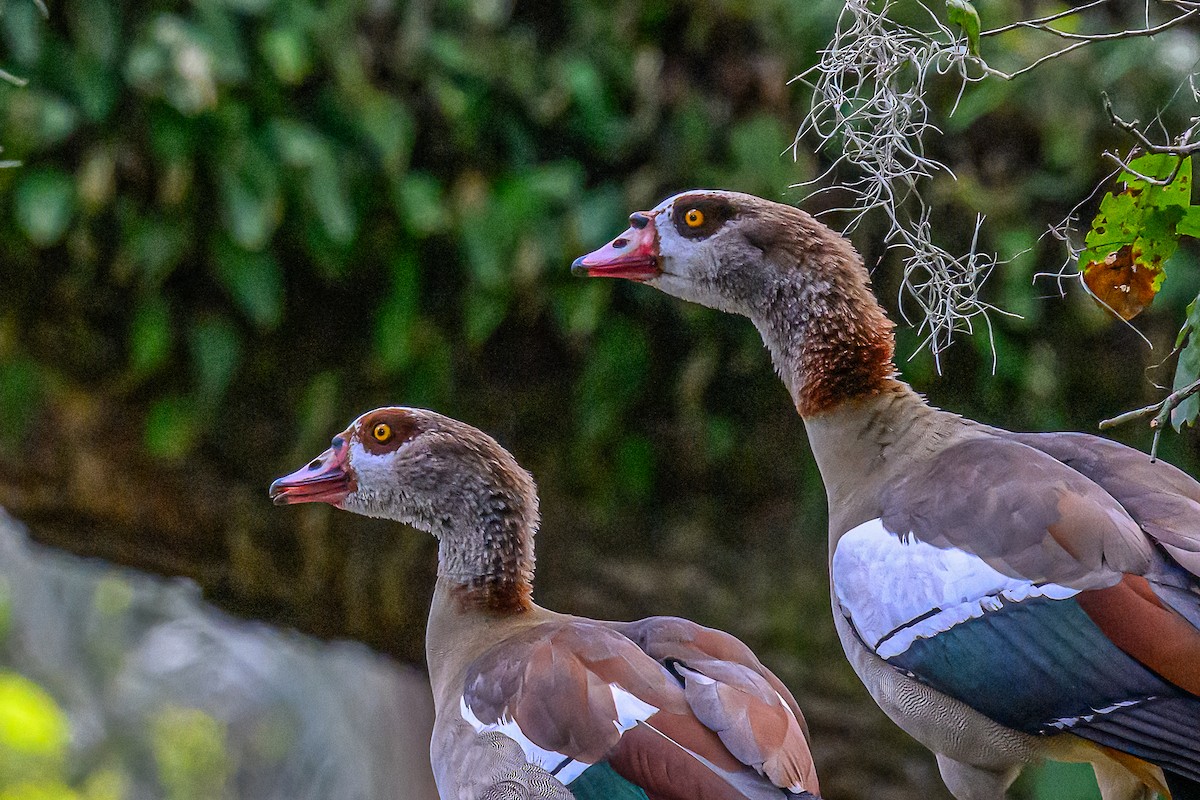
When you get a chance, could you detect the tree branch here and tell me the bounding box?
[1098,376,1200,459]
[1102,92,1200,157]
[981,6,1200,80]
[981,0,1111,37]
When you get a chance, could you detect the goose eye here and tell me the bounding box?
[684,208,705,228]
[372,423,392,443]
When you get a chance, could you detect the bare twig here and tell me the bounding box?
[0,67,28,88]
[1101,147,1188,187]
[987,6,1199,43]
[982,0,1111,37]
[1099,376,1200,458]
[980,7,1200,81]
[1103,93,1200,158]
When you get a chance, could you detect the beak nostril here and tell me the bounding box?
[612,237,628,248]
[308,459,323,470]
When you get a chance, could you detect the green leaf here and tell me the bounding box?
[144,396,200,459]
[128,297,172,377]
[128,216,188,287]
[1173,292,1200,430]
[1078,156,1192,319]
[464,288,509,346]
[293,372,340,460]
[374,252,420,373]
[270,121,355,244]
[92,576,134,617]
[188,317,242,405]
[1022,761,1100,800]
[1118,154,1191,209]
[217,142,282,250]
[0,359,40,453]
[575,319,650,442]
[14,168,75,247]
[1177,206,1200,239]
[946,0,981,56]
[305,153,355,245]
[212,240,283,330]
[259,26,311,85]
[67,0,120,64]
[614,434,655,501]
[394,172,450,237]
[357,95,414,174]
[152,706,230,800]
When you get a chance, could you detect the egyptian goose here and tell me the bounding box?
[269,407,821,800]
[573,190,1200,800]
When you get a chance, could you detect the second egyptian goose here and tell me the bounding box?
[574,190,1200,800]
[269,406,821,800]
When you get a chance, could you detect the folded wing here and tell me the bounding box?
[833,436,1200,785]
[614,616,819,796]
[461,620,811,800]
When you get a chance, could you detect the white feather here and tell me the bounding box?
[610,684,659,733]
[459,697,590,783]
[459,684,658,785]
[833,518,1078,658]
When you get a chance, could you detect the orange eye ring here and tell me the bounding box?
[372,423,392,443]
[684,208,705,228]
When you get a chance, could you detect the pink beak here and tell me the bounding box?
[571,212,662,281]
[269,436,355,507]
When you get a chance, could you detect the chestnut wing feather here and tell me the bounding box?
[614,616,819,796]
[858,434,1200,781]
[462,620,806,799]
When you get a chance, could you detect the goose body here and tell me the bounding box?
[271,407,820,800]
[575,190,1200,800]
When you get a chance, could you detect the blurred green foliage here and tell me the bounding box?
[0,669,122,800]
[0,0,827,476]
[152,707,229,800]
[0,672,67,762]
[3,1,1200,799]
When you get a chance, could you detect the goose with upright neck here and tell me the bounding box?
[575,190,1200,800]
[270,406,821,800]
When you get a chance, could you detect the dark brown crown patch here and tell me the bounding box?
[671,195,736,240]
[358,409,421,454]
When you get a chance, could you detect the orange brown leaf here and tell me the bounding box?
[1082,245,1159,321]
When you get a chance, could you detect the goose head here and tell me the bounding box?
[269,407,538,542]
[573,189,895,414]
[571,189,838,317]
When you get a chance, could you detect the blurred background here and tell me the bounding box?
[0,1,1198,798]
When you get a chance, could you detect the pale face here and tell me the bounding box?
[269,406,428,523]
[571,189,770,316]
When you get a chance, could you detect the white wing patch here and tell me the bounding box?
[610,685,659,733]
[832,518,1078,658]
[460,684,658,785]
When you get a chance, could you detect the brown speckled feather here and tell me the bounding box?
[445,726,574,800]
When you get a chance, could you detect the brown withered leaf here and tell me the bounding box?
[1082,244,1159,321]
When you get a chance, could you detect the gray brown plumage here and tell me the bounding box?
[270,407,820,800]
[575,189,1200,800]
